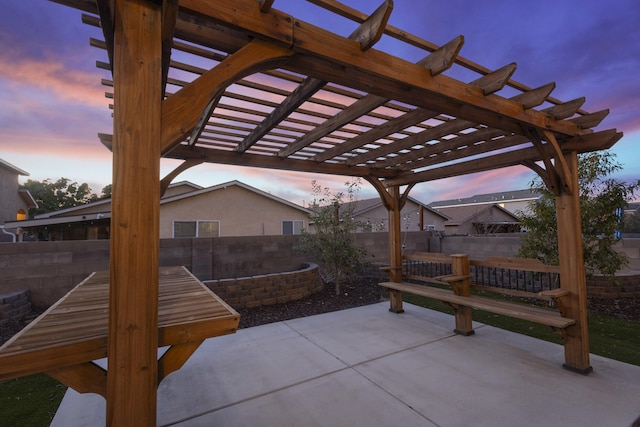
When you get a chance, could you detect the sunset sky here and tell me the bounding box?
[1,0,638,206]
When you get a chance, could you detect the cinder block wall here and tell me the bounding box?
[438,234,523,259]
[0,232,420,306]
[0,240,111,307]
[0,233,637,307]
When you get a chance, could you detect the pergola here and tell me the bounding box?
[53,0,621,424]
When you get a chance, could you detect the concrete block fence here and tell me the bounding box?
[0,232,637,319]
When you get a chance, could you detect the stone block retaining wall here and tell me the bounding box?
[204,263,323,310]
[0,290,32,326]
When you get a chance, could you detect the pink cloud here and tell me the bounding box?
[0,51,108,109]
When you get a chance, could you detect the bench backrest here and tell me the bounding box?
[401,253,561,298]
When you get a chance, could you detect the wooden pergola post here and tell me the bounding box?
[108,0,162,424]
[555,152,592,374]
[387,185,405,312]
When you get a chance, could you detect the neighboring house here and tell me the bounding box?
[342,196,448,232]
[7,180,312,240]
[433,204,521,235]
[158,181,311,238]
[429,189,541,216]
[624,203,640,217]
[0,158,38,242]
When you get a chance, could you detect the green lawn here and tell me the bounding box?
[0,374,67,427]
[404,293,640,366]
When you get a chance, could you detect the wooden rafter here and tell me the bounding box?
[309,36,464,163]
[161,39,295,153]
[161,0,178,97]
[77,0,620,192]
[58,0,622,204]
[238,0,393,156]
[259,0,275,13]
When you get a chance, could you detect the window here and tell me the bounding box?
[173,220,220,238]
[282,220,304,235]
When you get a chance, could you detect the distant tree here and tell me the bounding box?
[22,178,96,216]
[518,151,640,277]
[99,184,112,199]
[296,180,368,296]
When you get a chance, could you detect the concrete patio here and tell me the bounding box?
[52,302,640,426]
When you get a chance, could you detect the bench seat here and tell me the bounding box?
[380,281,576,329]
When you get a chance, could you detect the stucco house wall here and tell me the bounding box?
[159,183,311,237]
[0,159,37,242]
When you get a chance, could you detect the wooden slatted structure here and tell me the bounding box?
[47,0,621,424]
[0,267,239,397]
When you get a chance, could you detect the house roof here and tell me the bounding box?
[346,196,448,220]
[433,204,520,226]
[18,189,38,209]
[0,158,29,176]
[625,203,640,213]
[34,198,113,219]
[429,189,540,208]
[160,180,313,214]
[17,180,310,228]
[5,212,110,230]
[57,0,620,192]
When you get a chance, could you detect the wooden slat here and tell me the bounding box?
[380,281,575,329]
[544,98,586,119]
[348,0,392,51]
[470,256,561,274]
[261,1,391,158]
[419,35,464,76]
[470,63,517,95]
[160,39,294,154]
[0,267,239,384]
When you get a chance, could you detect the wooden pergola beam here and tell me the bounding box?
[383,129,622,187]
[165,143,406,179]
[178,0,585,139]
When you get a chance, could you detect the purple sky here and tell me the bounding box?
[1,0,638,205]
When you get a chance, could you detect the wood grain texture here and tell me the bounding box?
[0,267,239,385]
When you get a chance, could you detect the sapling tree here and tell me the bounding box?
[518,151,639,277]
[297,180,368,295]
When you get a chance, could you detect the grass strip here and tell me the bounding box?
[404,293,640,366]
[0,374,67,426]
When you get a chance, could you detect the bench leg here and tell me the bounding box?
[451,304,474,336]
[388,289,404,313]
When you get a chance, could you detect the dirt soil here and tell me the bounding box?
[237,278,383,329]
[1,278,638,346]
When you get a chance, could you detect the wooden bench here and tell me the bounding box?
[380,252,575,337]
[0,266,240,397]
